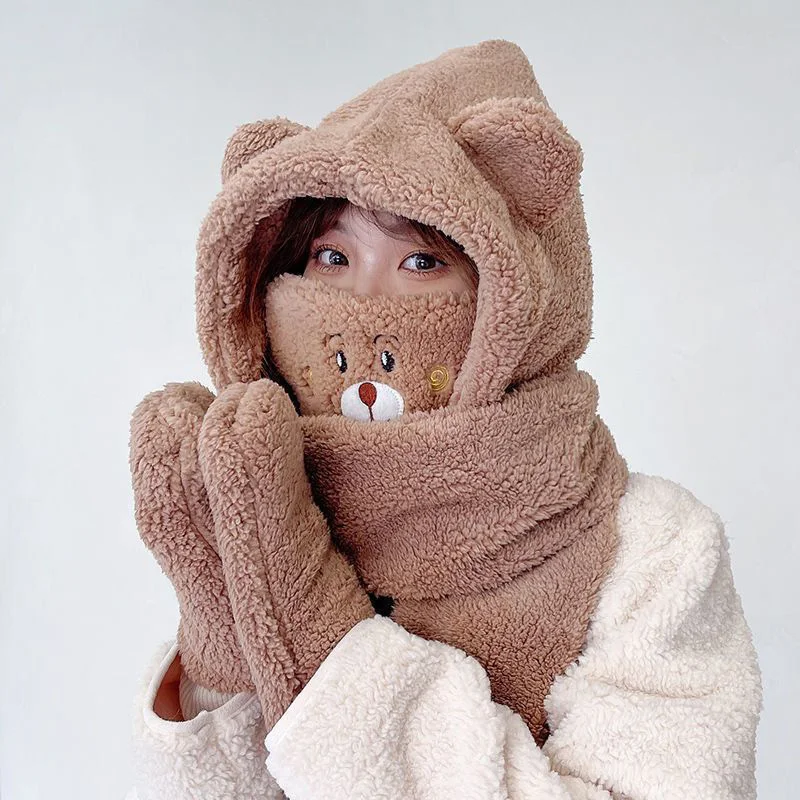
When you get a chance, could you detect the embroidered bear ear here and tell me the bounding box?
[448,97,583,230]
[221,117,310,184]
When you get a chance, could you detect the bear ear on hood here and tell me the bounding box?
[221,117,311,184]
[448,97,582,231]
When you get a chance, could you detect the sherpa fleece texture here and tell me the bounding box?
[197,378,374,729]
[264,273,628,741]
[138,37,632,744]
[300,362,628,743]
[264,273,477,415]
[129,382,253,695]
[195,39,592,406]
[130,377,375,729]
[128,474,761,800]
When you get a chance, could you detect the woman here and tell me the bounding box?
[128,39,761,799]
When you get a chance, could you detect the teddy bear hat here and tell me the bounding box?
[190,41,631,744]
[195,39,592,407]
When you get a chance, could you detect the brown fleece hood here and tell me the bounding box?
[196,38,590,405]
[194,39,629,745]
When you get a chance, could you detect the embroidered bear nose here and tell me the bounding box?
[358,381,378,408]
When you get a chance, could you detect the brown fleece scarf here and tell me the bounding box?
[266,277,629,745]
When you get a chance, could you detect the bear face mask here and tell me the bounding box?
[264,273,477,420]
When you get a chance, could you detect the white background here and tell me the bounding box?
[1,1,797,797]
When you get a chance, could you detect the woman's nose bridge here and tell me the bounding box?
[351,261,387,296]
[350,247,396,296]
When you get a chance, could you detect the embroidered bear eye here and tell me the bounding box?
[380,350,395,373]
[335,350,348,373]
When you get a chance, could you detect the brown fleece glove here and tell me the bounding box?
[129,382,253,696]
[197,378,374,729]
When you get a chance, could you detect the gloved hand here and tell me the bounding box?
[197,378,374,729]
[129,382,253,701]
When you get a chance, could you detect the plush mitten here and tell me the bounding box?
[129,382,253,703]
[198,378,374,729]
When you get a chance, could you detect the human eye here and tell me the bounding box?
[400,251,448,276]
[310,245,349,271]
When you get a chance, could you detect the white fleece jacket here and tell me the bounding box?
[127,472,762,800]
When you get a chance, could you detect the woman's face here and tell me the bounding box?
[303,205,476,296]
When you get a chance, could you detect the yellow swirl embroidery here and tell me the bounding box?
[428,364,450,393]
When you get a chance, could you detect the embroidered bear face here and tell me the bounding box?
[264,274,476,420]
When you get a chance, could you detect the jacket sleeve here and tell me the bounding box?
[266,615,607,800]
[264,474,762,800]
[129,641,285,800]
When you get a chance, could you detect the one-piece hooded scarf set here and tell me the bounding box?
[129,40,761,800]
